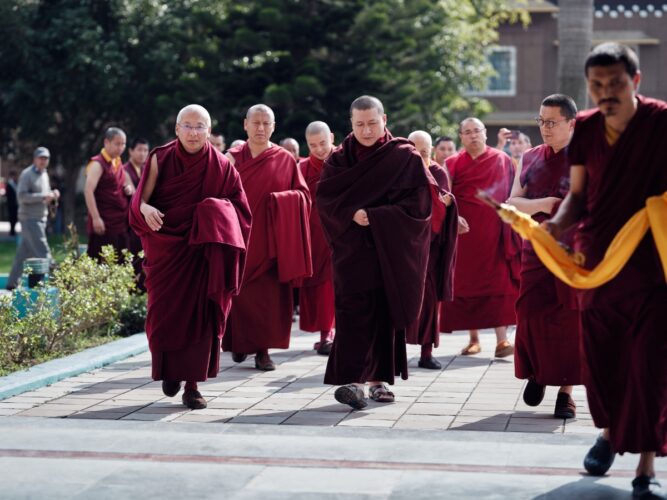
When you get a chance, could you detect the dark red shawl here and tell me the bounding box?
[428,162,459,301]
[517,144,576,314]
[123,161,142,188]
[88,152,129,235]
[228,142,312,286]
[129,139,251,351]
[568,95,667,307]
[316,132,432,329]
[300,155,333,288]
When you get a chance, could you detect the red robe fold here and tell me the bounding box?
[129,139,251,381]
[406,163,459,348]
[440,146,520,332]
[317,131,432,385]
[222,143,312,354]
[299,155,335,333]
[513,144,581,386]
[568,95,667,455]
[87,152,130,259]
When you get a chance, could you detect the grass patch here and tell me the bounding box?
[0,234,87,274]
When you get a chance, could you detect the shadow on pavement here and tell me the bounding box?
[532,476,629,499]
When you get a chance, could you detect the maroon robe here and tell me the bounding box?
[440,145,520,331]
[87,151,131,259]
[124,161,145,288]
[317,132,432,385]
[129,139,251,381]
[406,163,459,349]
[299,155,335,333]
[222,143,312,354]
[568,95,667,455]
[513,144,581,386]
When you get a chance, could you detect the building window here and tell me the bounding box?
[467,46,517,97]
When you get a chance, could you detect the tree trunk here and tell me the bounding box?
[557,0,594,110]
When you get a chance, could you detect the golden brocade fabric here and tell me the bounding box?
[494,191,667,289]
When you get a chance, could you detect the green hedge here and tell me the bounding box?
[0,246,145,375]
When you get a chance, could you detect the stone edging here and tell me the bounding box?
[0,334,148,400]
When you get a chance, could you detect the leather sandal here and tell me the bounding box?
[554,392,576,419]
[494,339,514,358]
[369,383,395,403]
[461,342,481,355]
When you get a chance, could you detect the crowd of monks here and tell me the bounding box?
[82,42,665,498]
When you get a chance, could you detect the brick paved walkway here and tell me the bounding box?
[0,326,596,435]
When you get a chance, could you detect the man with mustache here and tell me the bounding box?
[546,43,667,498]
[440,117,520,358]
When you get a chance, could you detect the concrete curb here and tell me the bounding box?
[0,333,148,400]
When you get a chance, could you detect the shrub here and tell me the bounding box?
[0,245,141,375]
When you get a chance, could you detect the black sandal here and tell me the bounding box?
[334,384,367,410]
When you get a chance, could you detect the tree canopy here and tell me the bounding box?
[0,0,520,221]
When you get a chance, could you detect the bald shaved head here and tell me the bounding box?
[176,104,211,127]
[305,121,331,137]
[244,104,276,148]
[305,121,334,161]
[458,117,487,157]
[408,130,433,166]
[280,137,300,160]
[246,104,275,122]
[459,117,484,133]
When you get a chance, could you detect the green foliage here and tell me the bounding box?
[0,246,141,375]
[1,0,522,175]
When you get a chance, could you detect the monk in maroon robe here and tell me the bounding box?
[124,138,149,290]
[507,95,581,420]
[299,121,336,355]
[223,104,312,371]
[547,44,667,496]
[129,104,251,410]
[440,118,520,358]
[317,96,432,409]
[406,131,459,370]
[84,128,134,260]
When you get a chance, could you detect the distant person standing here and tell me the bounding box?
[5,170,19,236]
[210,133,226,152]
[124,138,149,289]
[84,127,134,260]
[6,148,59,290]
[433,136,457,167]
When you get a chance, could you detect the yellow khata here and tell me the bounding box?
[486,191,667,289]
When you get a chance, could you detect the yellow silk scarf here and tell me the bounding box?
[492,191,667,289]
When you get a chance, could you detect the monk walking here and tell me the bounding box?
[129,104,251,410]
[84,127,135,259]
[124,138,149,288]
[223,104,312,371]
[317,96,432,409]
[440,117,520,357]
[299,121,336,355]
[507,94,581,419]
[406,130,460,370]
[546,43,667,498]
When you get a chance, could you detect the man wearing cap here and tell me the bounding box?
[6,147,59,290]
